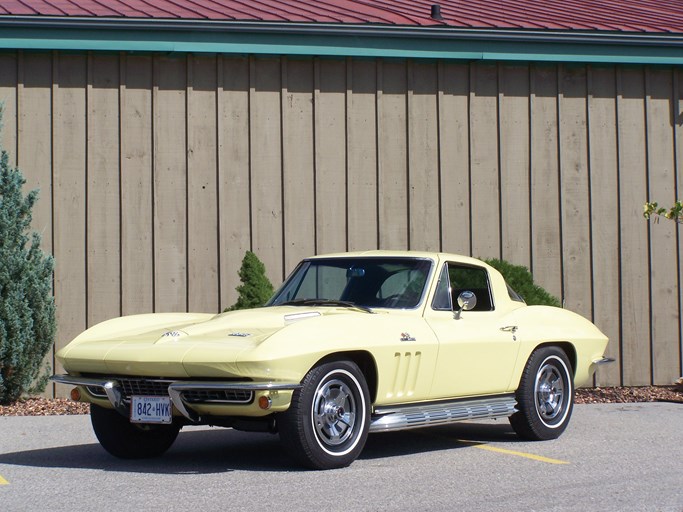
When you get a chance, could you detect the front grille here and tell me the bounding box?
[86,386,107,398]
[83,376,253,404]
[119,378,174,398]
[183,389,253,404]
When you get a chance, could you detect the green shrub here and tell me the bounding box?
[0,118,56,404]
[485,258,561,307]
[225,251,274,311]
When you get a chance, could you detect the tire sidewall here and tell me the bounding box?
[511,347,574,440]
[306,366,368,458]
[279,360,371,469]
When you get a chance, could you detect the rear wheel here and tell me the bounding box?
[278,360,370,470]
[90,404,181,459]
[509,347,574,441]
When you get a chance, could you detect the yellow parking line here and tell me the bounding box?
[416,430,570,465]
[466,442,570,465]
[0,474,8,485]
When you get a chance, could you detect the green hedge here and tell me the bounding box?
[485,258,561,307]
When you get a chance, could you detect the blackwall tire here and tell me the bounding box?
[90,404,181,459]
[509,347,574,441]
[278,360,370,470]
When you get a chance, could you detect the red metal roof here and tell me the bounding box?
[1,0,683,33]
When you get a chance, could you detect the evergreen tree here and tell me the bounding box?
[485,258,561,307]
[0,111,56,404]
[226,251,274,311]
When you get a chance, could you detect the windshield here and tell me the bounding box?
[267,257,433,310]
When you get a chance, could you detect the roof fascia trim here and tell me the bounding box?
[0,18,683,64]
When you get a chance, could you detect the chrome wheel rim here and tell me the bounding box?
[312,377,357,447]
[535,361,565,422]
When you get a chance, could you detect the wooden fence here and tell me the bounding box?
[0,51,680,393]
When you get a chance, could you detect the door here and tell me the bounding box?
[426,262,520,398]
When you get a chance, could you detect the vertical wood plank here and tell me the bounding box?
[87,53,121,326]
[677,69,683,381]
[617,67,651,385]
[346,58,377,251]
[530,65,562,299]
[469,62,499,259]
[17,52,53,396]
[646,67,680,385]
[282,58,315,272]
[153,55,187,312]
[218,56,250,309]
[588,66,621,386]
[499,64,531,268]
[250,57,283,284]
[120,55,154,315]
[438,62,470,255]
[558,64,592,319]
[378,60,408,250]
[408,61,440,251]
[52,53,87,392]
[314,58,347,255]
[0,52,17,165]
[17,53,52,248]
[187,55,219,313]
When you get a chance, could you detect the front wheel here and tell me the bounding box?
[90,404,181,459]
[509,347,574,441]
[277,360,370,470]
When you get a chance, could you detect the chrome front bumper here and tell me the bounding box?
[51,374,301,422]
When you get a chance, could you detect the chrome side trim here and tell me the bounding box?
[592,357,616,365]
[370,395,517,433]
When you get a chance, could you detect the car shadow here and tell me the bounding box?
[361,420,518,460]
[0,420,517,473]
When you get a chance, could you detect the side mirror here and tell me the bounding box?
[454,290,477,319]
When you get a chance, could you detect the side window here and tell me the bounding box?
[507,283,525,303]
[432,263,494,311]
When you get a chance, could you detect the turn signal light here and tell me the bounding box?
[70,387,81,401]
[258,395,272,410]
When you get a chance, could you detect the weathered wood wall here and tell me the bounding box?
[0,51,680,392]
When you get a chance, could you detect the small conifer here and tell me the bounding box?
[0,110,56,404]
[485,258,561,307]
[226,251,274,311]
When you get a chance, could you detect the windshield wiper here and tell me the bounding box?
[279,299,374,314]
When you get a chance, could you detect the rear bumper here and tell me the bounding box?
[592,357,616,366]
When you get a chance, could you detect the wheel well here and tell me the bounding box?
[537,341,577,376]
[316,351,379,403]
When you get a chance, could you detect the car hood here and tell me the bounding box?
[56,306,367,377]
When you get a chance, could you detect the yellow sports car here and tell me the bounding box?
[53,251,611,469]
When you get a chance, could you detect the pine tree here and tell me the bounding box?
[226,251,274,311]
[0,110,56,404]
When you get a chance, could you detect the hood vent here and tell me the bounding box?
[284,311,321,323]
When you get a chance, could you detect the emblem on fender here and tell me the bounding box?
[400,332,416,342]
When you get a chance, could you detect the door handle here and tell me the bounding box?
[500,325,518,334]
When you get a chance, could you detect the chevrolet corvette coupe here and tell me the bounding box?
[53,251,611,469]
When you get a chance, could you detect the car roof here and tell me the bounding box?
[307,250,492,269]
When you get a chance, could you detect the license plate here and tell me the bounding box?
[130,396,172,424]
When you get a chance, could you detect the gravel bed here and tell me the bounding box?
[0,385,681,416]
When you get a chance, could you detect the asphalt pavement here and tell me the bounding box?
[0,403,681,512]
